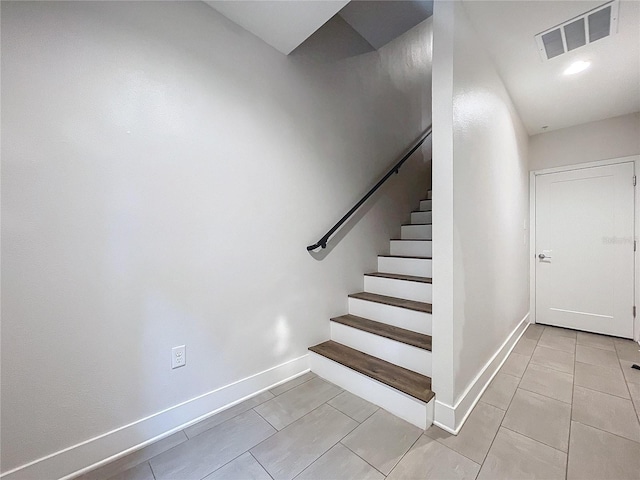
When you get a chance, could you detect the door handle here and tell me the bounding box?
[538,253,552,259]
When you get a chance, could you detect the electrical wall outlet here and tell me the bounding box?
[172,345,186,369]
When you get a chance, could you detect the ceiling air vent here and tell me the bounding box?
[535,0,619,61]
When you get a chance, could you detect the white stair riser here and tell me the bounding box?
[401,224,432,240]
[378,256,433,277]
[310,352,434,430]
[420,199,432,211]
[330,322,431,376]
[390,240,432,257]
[348,298,431,335]
[411,211,432,224]
[364,276,432,303]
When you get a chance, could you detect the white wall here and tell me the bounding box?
[0,2,433,476]
[529,112,640,171]
[432,0,529,431]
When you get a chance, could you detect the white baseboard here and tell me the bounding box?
[433,313,529,434]
[1,354,310,480]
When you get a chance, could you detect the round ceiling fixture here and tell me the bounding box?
[563,60,591,75]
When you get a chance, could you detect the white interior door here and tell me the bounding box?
[535,162,635,338]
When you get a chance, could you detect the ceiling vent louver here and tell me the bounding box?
[535,0,619,61]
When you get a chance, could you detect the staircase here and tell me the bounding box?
[309,192,434,429]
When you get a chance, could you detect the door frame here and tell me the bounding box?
[529,155,640,342]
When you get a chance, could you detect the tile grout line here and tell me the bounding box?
[247,394,356,479]
[327,401,379,425]
[185,392,276,440]
[569,419,640,446]
[572,379,633,401]
[480,325,542,474]
[248,451,275,480]
[566,333,577,480]
[334,408,390,476]
[339,438,389,477]
[476,400,505,468]
[148,459,158,480]
[615,341,640,410]
[195,444,268,480]
[499,425,569,456]
[286,402,363,479]
[251,405,281,432]
[386,432,425,478]
[426,417,486,470]
[269,374,317,397]
[517,384,573,405]
[195,391,352,480]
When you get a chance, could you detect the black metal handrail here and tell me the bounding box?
[307,125,432,251]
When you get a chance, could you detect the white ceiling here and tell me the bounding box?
[205,1,348,55]
[462,0,640,135]
[338,1,433,49]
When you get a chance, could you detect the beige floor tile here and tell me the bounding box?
[477,427,566,480]
[575,344,619,368]
[251,404,357,480]
[269,372,316,397]
[538,330,576,353]
[78,432,188,480]
[425,402,504,464]
[614,339,640,363]
[341,409,422,475]
[524,324,545,341]
[296,443,384,480]
[519,363,573,403]
[387,435,480,480]
[530,345,574,374]
[503,389,571,452]
[185,391,275,439]
[629,383,640,419]
[571,385,640,442]
[327,390,378,423]
[542,326,577,339]
[568,421,640,480]
[108,462,154,480]
[254,377,341,430]
[576,332,615,351]
[574,361,629,399]
[620,360,640,385]
[150,410,275,480]
[513,337,538,356]
[481,373,520,410]
[501,352,530,377]
[203,453,271,480]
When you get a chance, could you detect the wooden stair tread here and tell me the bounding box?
[349,292,432,313]
[309,341,434,403]
[331,314,432,350]
[378,254,432,260]
[364,272,432,284]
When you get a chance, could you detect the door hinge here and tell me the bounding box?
[635,240,637,252]
[634,306,637,318]
[634,175,637,186]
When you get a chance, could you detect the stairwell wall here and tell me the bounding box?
[0,2,433,477]
[432,0,530,432]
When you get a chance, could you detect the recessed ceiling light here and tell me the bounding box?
[564,60,591,75]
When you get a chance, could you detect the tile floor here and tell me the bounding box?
[79,325,640,480]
